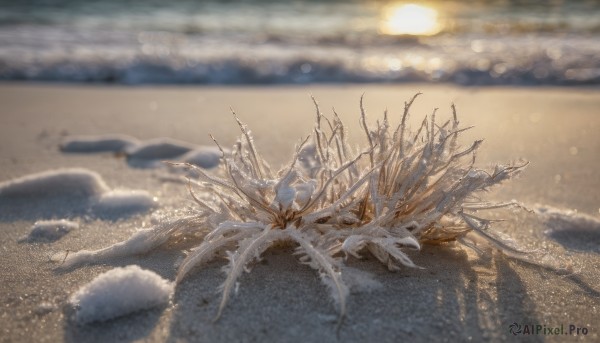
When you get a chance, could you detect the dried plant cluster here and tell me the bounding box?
[63,94,527,324]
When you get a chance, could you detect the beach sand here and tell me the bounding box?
[0,83,598,342]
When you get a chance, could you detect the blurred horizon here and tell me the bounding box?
[0,0,599,85]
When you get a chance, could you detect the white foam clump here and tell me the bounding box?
[60,134,224,170]
[23,219,79,242]
[0,168,158,218]
[60,134,140,153]
[180,147,222,169]
[126,138,196,160]
[0,168,109,198]
[69,265,173,324]
[535,205,600,231]
[94,190,157,213]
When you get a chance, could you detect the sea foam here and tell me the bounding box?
[0,168,109,198]
[126,138,196,160]
[0,168,157,219]
[536,205,600,253]
[69,265,173,324]
[94,190,157,213]
[20,219,79,243]
[179,147,222,169]
[60,134,140,153]
[60,134,222,169]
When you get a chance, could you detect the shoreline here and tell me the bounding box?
[3,80,600,90]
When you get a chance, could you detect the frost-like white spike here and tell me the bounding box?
[62,229,158,269]
[285,227,348,327]
[372,238,420,269]
[341,235,368,259]
[215,226,283,320]
[205,221,263,241]
[395,236,421,250]
[61,216,206,269]
[177,230,257,283]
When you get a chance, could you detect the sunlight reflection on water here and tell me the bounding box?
[379,3,443,36]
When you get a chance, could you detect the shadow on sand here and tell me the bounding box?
[160,246,543,342]
[58,242,598,342]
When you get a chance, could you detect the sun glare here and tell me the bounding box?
[380,3,441,36]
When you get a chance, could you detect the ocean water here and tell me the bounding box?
[0,0,599,85]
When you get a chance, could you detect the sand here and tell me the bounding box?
[0,83,598,342]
